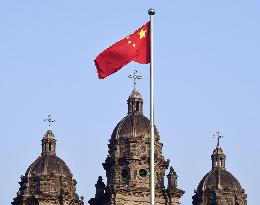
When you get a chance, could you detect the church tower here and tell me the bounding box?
[89,89,184,205]
[12,129,84,205]
[192,133,247,205]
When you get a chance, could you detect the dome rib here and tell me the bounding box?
[197,169,243,192]
[112,116,127,140]
[26,154,73,178]
[111,114,159,140]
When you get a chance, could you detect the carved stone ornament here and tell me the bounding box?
[12,130,84,205]
[89,89,184,205]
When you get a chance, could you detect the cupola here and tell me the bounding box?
[41,129,56,155]
[211,132,226,170]
[89,87,184,205]
[192,132,247,205]
[12,128,84,205]
[127,89,143,115]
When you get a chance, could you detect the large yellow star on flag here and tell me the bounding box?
[139,29,147,39]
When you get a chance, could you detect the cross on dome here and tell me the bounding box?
[128,70,142,91]
[213,131,223,147]
[44,114,55,128]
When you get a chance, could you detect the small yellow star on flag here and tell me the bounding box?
[126,36,136,47]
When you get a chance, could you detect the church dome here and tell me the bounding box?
[91,88,184,205]
[25,130,73,178]
[192,134,247,205]
[26,129,73,178]
[197,169,242,191]
[111,89,159,140]
[196,141,243,192]
[26,154,73,178]
[12,129,84,205]
[111,114,159,139]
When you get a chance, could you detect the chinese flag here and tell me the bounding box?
[95,22,150,79]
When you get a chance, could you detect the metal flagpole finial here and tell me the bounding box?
[128,70,142,91]
[148,8,155,15]
[44,114,55,128]
[213,131,223,147]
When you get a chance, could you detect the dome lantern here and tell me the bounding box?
[127,70,143,115]
[127,89,143,115]
[41,129,56,155]
[211,132,226,170]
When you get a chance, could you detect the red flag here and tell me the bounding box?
[95,22,150,79]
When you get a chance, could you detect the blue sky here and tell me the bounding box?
[0,1,259,204]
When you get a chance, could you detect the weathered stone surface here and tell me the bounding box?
[12,130,84,205]
[192,142,247,205]
[89,89,184,205]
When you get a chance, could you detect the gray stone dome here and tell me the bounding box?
[12,129,84,205]
[111,114,159,139]
[26,130,73,178]
[197,143,243,192]
[197,169,243,192]
[111,89,159,140]
[192,137,247,205]
[26,154,73,178]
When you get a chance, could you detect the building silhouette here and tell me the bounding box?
[192,137,247,205]
[12,89,247,205]
[89,89,184,204]
[12,130,84,205]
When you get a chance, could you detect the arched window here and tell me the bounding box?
[136,102,139,111]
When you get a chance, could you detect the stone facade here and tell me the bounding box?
[89,89,184,205]
[12,130,84,205]
[192,140,247,205]
[12,89,248,205]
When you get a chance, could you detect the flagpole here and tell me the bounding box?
[148,8,155,205]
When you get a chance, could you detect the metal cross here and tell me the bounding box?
[44,115,55,127]
[128,70,142,90]
[213,131,223,147]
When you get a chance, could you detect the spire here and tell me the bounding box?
[211,132,226,170]
[41,130,56,155]
[95,176,106,199]
[127,70,143,115]
[167,166,178,190]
